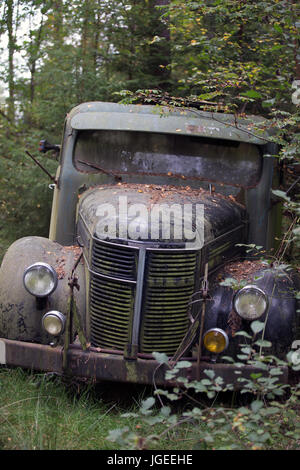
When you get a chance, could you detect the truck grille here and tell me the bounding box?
[89,239,197,355]
[140,252,196,354]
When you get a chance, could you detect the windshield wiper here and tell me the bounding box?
[77,160,122,182]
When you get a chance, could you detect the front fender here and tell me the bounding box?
[204,267,300,358]
[0,237,86,344]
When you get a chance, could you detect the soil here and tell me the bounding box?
[85,182,244,208]
[222,259,265,282]
[55,245,82,280]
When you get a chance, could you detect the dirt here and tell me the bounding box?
[227,309,243,337]
[55,255,66,280]
[222,259,264,282]
[85,182,244,208]
[55,245,82,280]
[64,245,82,258]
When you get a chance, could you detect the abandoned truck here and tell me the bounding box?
[0,101,299,387]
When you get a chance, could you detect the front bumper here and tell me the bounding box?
[0,338,289,389]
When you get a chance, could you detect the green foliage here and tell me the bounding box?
[107,322,300,450]
[0,127,57,259]
[166,0,299,112]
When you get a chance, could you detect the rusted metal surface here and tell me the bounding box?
[78,184,246,247]
[69,103,271,144]
[1,338,289,389]
[4,338,63,373]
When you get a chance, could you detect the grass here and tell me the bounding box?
[0,367,203,450]
[0,366,299,450]
[0,367,143,450]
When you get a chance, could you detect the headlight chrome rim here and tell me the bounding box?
[23,262,58,298]
[203,328,229,354]
[233,284,268,320]
[42,311,65,336]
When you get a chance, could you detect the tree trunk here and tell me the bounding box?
[6,0,15,123]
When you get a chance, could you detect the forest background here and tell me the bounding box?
[0,0,299,256]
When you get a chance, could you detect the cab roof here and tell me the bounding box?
[68,101,273,145]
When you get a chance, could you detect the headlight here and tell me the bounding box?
[23,262,58,297]
[42,311,65,336]
[233,285,268,320]
[203,328,229,354]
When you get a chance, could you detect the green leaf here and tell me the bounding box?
[262,98,276,108]
[250,372,262,379]
[238,407,251,415]
[160,406,171,417]
[252,361,268,371]
[254,339,272,348]
[241,347,251,354]
[273,23,283,34]
[221,356,235,363]
[261,407,280,416]
[241,90,263,99]
[271,189,291,202]
[219,277,236,287]
[174,361,192,369]
[258,432,271,443]
[193,383,208,393]
[251,400,264,413]
[121,412,139,418]
[251,321,265,334]
[145,416,164,425]
[201,379,212,386]
[234,331,252,339]
[237,354,249,360]
[165,370,176,380]
[152,351,169,364]
[204,369,215,379]
[141,397,155,411]
[107,427,129,442]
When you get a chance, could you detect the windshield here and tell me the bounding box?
[73,130,262,188]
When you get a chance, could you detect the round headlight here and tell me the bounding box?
[203,328,229,354]
[233,285,268,320]
[42,311,65,336]
[23,262,58,297]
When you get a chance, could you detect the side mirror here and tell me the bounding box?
[39,139,60,154]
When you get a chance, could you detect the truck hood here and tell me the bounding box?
[77,183,246,248]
